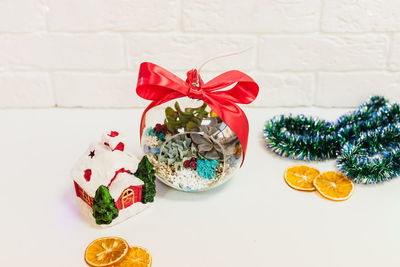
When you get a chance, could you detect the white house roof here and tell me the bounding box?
[71,138,141,198]
[108,172,144,200]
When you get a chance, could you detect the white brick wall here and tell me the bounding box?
[1,0,400,108]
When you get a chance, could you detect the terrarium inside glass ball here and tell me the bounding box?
[141,99,243,192]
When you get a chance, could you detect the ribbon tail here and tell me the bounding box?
[203,95,249,167]
[140,101,158,143]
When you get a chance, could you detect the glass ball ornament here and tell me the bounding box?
[141,99,243,192]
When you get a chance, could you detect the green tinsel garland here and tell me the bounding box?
[264,96,400,184]
[337,124,400,184]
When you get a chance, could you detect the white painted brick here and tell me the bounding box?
[388,34,400,70]
[0,34,124,70]
[0,1,399,109]
[250,73,315,107]
[315,72,400,107]
[48,0,179,32]
[183,0,321,33]
[0,73,53,107]
[259,35,389,71]
[322,0,400,32]
[126,35,257,72]
[53,72,147,107]
[0,0,46,32]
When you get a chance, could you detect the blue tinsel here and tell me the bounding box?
[263,96,400,184]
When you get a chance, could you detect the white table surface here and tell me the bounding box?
[1,107,400,267]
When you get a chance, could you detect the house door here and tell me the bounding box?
[122,188,134,209]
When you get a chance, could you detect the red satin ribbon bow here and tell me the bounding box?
[136,62,259,166]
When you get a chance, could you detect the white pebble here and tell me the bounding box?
[143,135,160,148]
[167,168,217,191]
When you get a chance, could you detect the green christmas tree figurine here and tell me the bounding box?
[92,185,119,225]
[134,156,156,204]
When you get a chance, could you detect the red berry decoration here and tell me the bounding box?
[184,158,197,169]
[189,160,197,169]
[184,160,190,168]
[154,123,168,134]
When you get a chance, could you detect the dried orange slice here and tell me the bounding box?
[313,171,354,201]
[115,246,152,267]
[85,237,129,267]
[284,165,320,191]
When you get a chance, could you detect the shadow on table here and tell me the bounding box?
[155,177,234,201]
[61,186,81,219]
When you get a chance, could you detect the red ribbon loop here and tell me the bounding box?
[186,69,204,99]
[136,62,259,166]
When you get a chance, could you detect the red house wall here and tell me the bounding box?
[115,185,143,211]
[74,181,93,208]
[74,181,143,211]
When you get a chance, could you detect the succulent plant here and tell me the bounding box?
[220,134,240,155]
[159,134,193,166]
[164,102,209,134]
[190,133,223,160]
[198,117,220,136]
[191,118,242,160]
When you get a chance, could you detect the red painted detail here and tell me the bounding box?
[115,197,122,210]
[136,185,143,203]
[114,142,124,152]
[104,142,124,152]
[88,150,95,158]
[74,180,82,198]
[107,168,132,189]
[74,181,93,208]
[84,169,92,182]
[108,131,119,137]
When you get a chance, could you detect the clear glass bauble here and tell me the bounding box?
[141,99,243,192]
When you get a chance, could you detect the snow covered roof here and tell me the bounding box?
[108,172,143,199]
[71,131,142,199]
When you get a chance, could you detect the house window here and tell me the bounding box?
[123,189,133,197]
[122,188,134,209]
[82,190,91,206]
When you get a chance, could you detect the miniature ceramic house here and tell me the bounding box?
[72,131,156,226]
